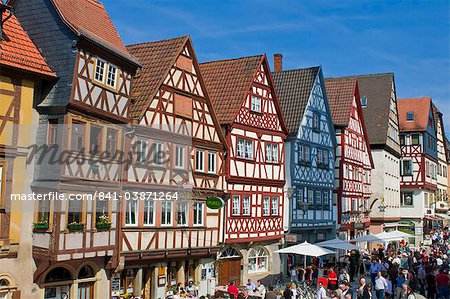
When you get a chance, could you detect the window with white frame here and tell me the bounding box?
[312,112,320,131]
[401,192,413,207]
[237,138,253,160]
[315,191,322,206]
[195,150,204,172]
[322,191,329,207]
[299,144,310,163]
[161,201,172,225]
[266,143,279,163]
[307,189,314,205]
[237,139,245,158]
[232,196,240,215]
[245,139,253,159]
[153,142,164,165]
[143,199,155,226]
[271,196,278,215]
[136,139,148,163]
[248,246,269,273]
[263,196,270,215]
[125,199,138,226]
[360,97,367,107]
[175,145,184,169]
[242,196,250,215]
[94,59,106,83]
[251,95,261,113]
[177,202,188,226]
[401,160,412,176]
[193,202,204,226]
[94,58,119,90]
[106,64,118,88]
[208,151,216,173]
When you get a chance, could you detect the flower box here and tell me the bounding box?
[67,222,84,232]
[96,222,111,230]
[33,222,49,231]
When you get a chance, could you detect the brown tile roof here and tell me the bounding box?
[0,6,55,77]
[271,67,320,135]
[324,78,357,127]
[199,55,263,124]
[50,0,137,64]
[126,36,189,119]
[398,97,432,132]
[331,73,395,145]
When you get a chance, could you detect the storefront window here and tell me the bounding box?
[248,246,269,273]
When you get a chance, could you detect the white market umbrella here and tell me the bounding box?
[385,230,416,239]
[351,233,386,243]
[316,238,362,251]
[374,231,406,242]
[275,241,335,268]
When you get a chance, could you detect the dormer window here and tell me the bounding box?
[406,112,414,121]
[360,97,367,107]
[251,95,261,113]
[93,57,119,91]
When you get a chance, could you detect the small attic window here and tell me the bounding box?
[406,112,414,121]
[360,97,367,107]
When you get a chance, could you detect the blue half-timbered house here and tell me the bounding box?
[272,58,336,244]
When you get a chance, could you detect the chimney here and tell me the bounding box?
[274,53,283,72]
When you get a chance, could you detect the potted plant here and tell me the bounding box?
[67,222,84,232]
[96,213,112,230]
[33,220,49,231]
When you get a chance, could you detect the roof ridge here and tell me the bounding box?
[126,35,188,48]
[272,66,320,74]
[398,96,431,101]
[200,54,263,65]
[329,72,394,79]
[85,0,102,8]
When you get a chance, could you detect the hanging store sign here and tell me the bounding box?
[206,197,224,209]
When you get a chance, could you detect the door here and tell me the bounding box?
[218,259,241,286]
[77,282,94,299]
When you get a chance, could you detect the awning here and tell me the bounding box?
[435,213,450,220]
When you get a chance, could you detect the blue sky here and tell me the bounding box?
[105,0,450,132]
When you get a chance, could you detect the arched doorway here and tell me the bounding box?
[217,247,242,285]
[77,265,95,299]
[0,276,18,299]
[44,267,72,299]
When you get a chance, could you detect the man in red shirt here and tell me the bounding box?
[227,280,240,299]
[436,268,450,299]
[328,267,338,290]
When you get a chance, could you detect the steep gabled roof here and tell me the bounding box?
[50,0,137,65]
[126,36,188,119]
[0,6,55,77]
[199,55,263,125]
[398,97,432,132]
[331,73,395,145]
[324,77,357,127]
[271,67,320,135]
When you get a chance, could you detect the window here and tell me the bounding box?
[153,142,164,165]
[106,128,117,156]
[89,125,102,155]
[251,95,261,113]
[401,192,413,207]
[71,122,85,151]
[125,199,138,226]
[399,134,405,146]
[271,196,278,215]
[307,189,314,205]
[94,58,106,83]
[411,134,420,145]
[208,152,216,173]
[95,198,108,225]
[312,112,320,131]
[48,119,59,144]
[242,196,250,215]
[295,189,304,209]
[175,146,184,169]
[195,150,204,171]
[315,191,322,206]
[317,148,323,164]
[248,247,269,273]
[161,201,172,225]
[37,198,50,224]
[263,196,270,215]
[266,143,278,163]
[401,160,412,176]
[68,199,82,224]
[321,149,328,167]
[237,139,254,160]
[177,202,188,226]
[245,139,253,159]
[299,144,310,163]
[406,112,414,121]
[143,199,155,226]
[360,97,367,107]
[237,139,245,158]
[135,139,148,163]
[232,196,240,215]
[322,191,329,208]
[193,202,204,226]
[106,64,118,88]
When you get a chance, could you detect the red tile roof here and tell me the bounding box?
[50,0,135,63]
[398,97,432,132]
[199,55,264,124]
[126,36,189,119]
[0,8,55,77]
[325,78,357,127]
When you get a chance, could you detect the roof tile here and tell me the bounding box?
[398,97,432,132]
[324,78,357,127]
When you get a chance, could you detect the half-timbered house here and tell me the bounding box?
[125,36,227,298]
[398,97,437,244]
[271,57,336,251]
[200,55,288,285]
[11,0,140,297]
[432,105,448,211]
[325,78,374,241]
[0,4,56,298]
[337,73,401,234]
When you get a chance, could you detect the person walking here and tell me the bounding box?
[316,282,327,299]
[371,260,382,285]
[362,283,374,299]
[436,268,450,299]
[375,271,388,299]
